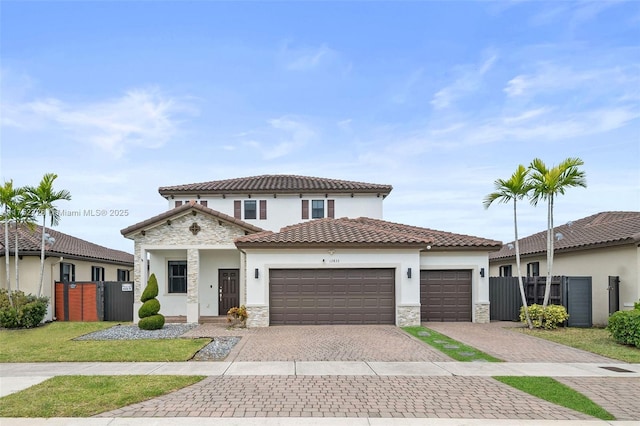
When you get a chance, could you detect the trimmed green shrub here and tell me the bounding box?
[138,314,165,331]
[138,273,164,330]
[607,308,640,348]
[138,298,160,318]
[141,273,159,302]
[0,289,49,329]
[520,304,569,330]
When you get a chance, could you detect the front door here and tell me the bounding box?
[218,269,240,315]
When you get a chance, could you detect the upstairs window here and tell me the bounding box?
[91,266,105,281]
[244,200,257,220]
[311,200,324,219]
[499,265,512,277]
[168,261,187,293]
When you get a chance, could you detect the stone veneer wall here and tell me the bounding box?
[397,305,420,327]
[474,302,490,324]
[246,306,269,327]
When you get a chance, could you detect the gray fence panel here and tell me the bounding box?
[564,276,592,327]
[489,277,522,321]
[103,281,134,321]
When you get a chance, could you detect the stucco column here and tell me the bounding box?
[186,248,200,323]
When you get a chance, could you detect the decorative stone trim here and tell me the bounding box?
[246,305,269,327]
[474,302,490,324]
[397,305,421,327]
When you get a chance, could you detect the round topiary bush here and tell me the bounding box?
[138,314,165,331]
[138,298,160,319]
[138,273,164,330]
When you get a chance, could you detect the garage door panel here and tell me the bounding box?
[270,268,395,325]
[420,270,472,322]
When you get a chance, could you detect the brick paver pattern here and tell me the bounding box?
[98,375,592,420]
[425,322,616,363]
[557,377,640,421]
[186,325,452,362]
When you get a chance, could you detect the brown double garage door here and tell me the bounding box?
[269,268,473,324]
[269,269,395,325]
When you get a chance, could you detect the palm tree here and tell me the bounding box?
[484,165,533,329]
[528,157,587,307]
[8,195,36,291]
[24,173,71,297]
[0,180,19,295]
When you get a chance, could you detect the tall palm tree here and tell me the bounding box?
[24,173,71,297]
[528,157,587,307]
[0,180,19,295]
[484,165,533,329]
[8,195,36,291]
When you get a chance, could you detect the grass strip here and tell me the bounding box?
[494,376,615,420]
[0,322,210,362]
[0,375,205,417]
[513,327,640,363]
[403,326,502,362]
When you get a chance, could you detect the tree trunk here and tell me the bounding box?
[37,214,47,298]
[14,224,19,291]
[542,196,554,307]
[4,213,13,307]
[514,199,533,328]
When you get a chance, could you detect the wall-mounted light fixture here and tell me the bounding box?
[480,268,485,277]
[407,268,412,278]
[255,268,259,279]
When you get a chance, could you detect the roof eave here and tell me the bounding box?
[234,242,427,250]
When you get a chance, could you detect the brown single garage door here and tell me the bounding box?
[420,270,472,322]
[269,268,395,325]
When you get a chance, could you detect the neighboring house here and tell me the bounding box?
[121,175,502,326]
[0,225,135,321]
[489,211,640,325]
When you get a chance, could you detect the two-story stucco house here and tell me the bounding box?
[121,175,501,326]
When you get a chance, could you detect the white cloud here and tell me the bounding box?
[240,116,317,160]
[2,88,192,158]
[431,53,498,110]
[282,43,336,71]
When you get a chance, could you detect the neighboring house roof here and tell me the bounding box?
[158,174,393,197]
[0,225,134,265]
[235,217,502,250]
[121,200,265,237]
[490,211,640,260]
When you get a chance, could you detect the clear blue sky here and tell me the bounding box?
[1,1,639,253]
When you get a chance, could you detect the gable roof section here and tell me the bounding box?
[235,217,502,250]
[121,200,265,237]
[158,175,393,197]
[490,211,640,260]
[0,225,134,265]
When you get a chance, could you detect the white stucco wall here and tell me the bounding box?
[168,193,385,231]
[199,250,241,316]
[420,250,490,323]
[490,244,640,325]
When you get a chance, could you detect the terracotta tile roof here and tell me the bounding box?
[235,217,502,250]
[0,225,134,265]
[158,175,393,196]
[489,211,640,260]
[121,200,265,236]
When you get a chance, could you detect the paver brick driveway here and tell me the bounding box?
[224,325,451,362]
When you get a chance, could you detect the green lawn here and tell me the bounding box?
[494,376,615,420]
[0,375,205,417]
[403,326,502,362]
[0,322,211,362]
[514,327,640,363]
